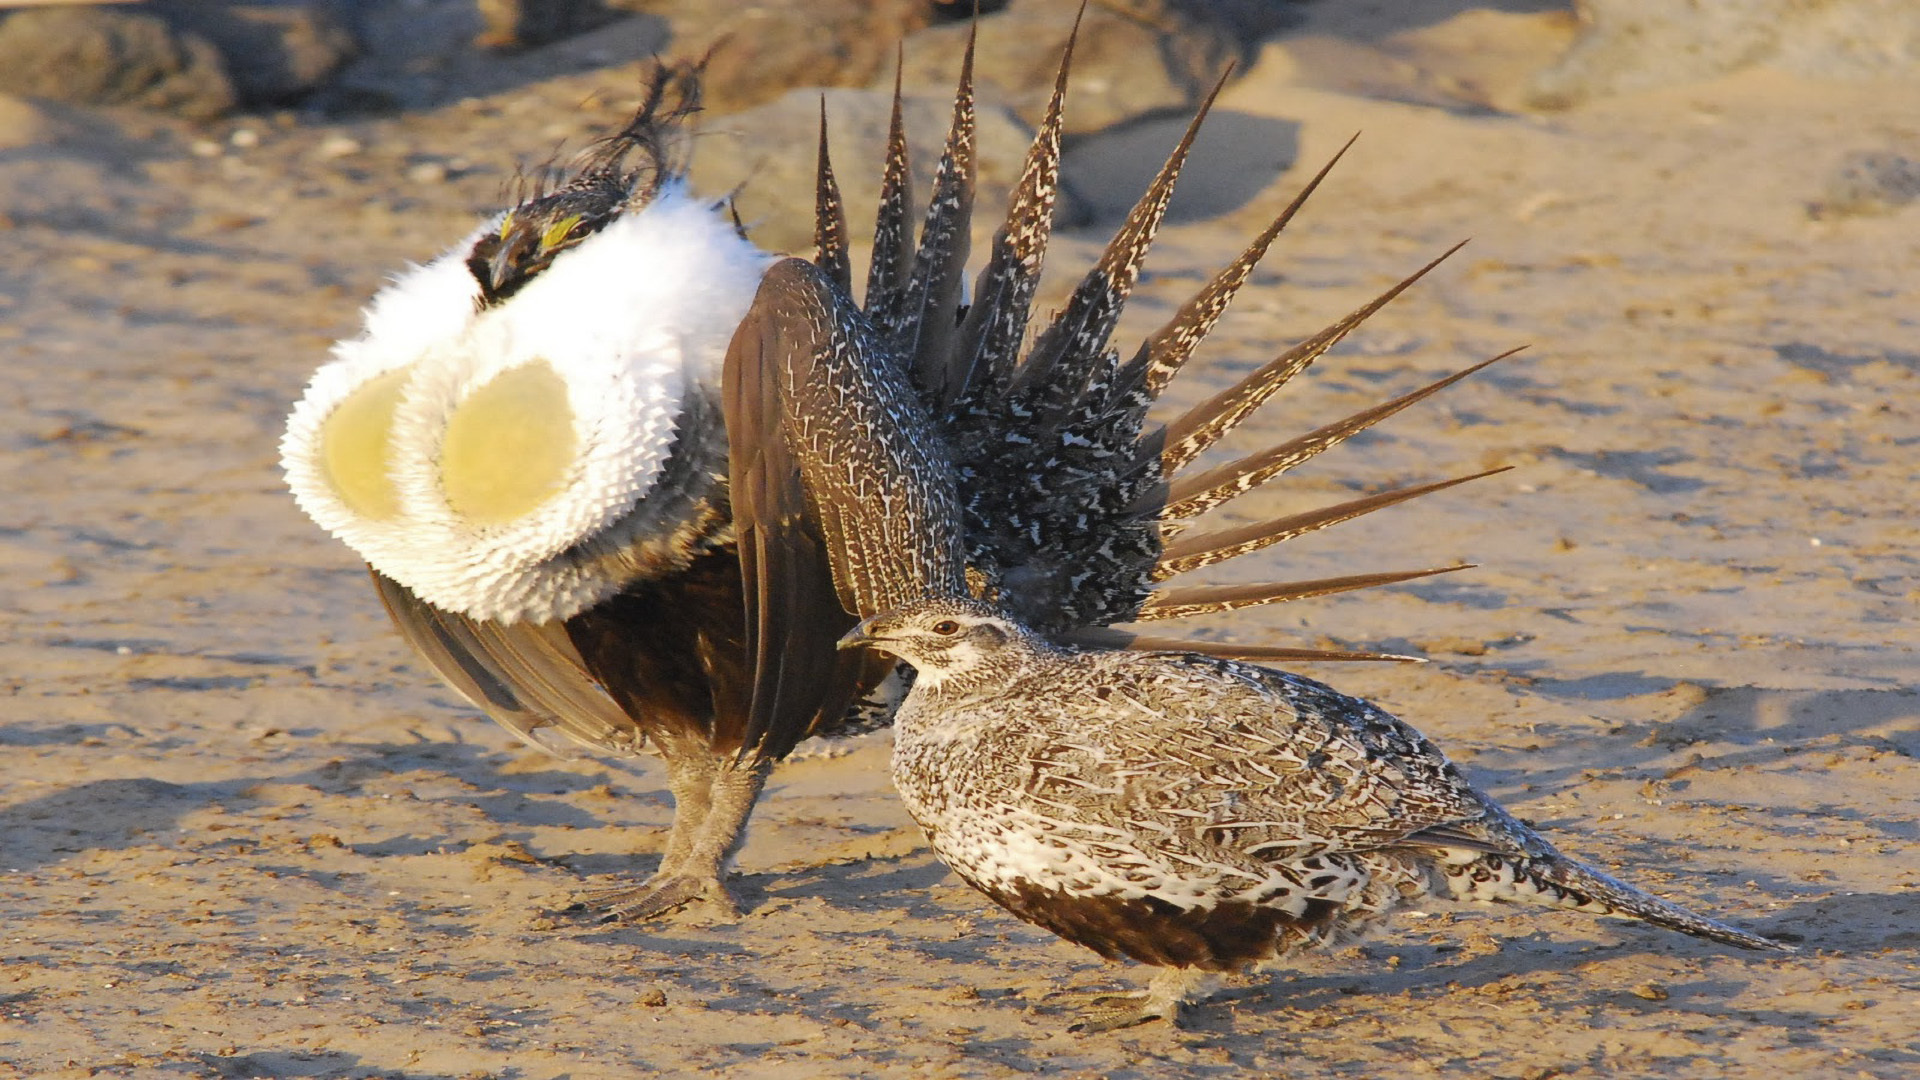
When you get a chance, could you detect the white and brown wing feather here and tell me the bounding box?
[724,258,967,758]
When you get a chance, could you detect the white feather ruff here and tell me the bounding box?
[281,185,771,623]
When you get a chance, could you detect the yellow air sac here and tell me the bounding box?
[320,367,409,520]
[440,360,576,524]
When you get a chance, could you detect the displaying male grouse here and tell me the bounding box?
[843,597,1788,1031]
[280,29,1503,919]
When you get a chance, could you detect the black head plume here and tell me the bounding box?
[466,57,711,307]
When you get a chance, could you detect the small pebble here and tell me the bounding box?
[637,986,668,1007]
[407,161,448,184]
[230,128,259,149]
[319,134,362,159]
[1631,982,1670,1001]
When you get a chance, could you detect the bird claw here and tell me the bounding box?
[1060,991,1182,1033]
[565,874,739,923]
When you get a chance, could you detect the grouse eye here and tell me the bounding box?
[930,619,961,636]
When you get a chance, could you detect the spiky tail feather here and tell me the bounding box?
[1444,852,1789,951]
[841,16,1514,657]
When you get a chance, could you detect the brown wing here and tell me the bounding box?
[723,258,966,760]
[370,569,644,758]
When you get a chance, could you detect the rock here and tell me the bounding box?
[1811,150,1920,219]
[929,0,1011,22]
[147,2,358,107]
[895,0,1284,136]
[687,84,1086,257]
[1531,0,1920,108]
[0,8,235,120]
[0,94,58,153]
[1259,5,1579,115]
[319,3,669,115]
[611,0,932,115]
[1173,0,1306,44]
[474,0,618,50]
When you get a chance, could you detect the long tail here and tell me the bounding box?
[1443,852,1790,951]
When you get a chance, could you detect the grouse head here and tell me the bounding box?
[838,597,1042,686]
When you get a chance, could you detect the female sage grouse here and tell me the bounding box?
[280,29,1504,920]
[842,597,1787,1031]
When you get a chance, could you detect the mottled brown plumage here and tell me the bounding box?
[847,598,1787,1031]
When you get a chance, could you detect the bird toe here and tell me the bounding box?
[1062,991,1179,1033]
[568,872,734,923]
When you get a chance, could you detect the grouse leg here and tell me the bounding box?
[667,755,775,919]
[575,741,720,920]
[651,742,718,879]
[583,753,772,921]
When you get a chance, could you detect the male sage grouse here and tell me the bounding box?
[280,29,1507,919]
[840,597,1788,1031]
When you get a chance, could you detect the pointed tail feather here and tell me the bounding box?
[900,25,979,405]
[1153,468,1510,580]
[864,49,915,326]
[1155,241,1470,476]
[1009,67,1233,418]
[865,29,1508,655]
[813,98,852,294]
[1111,134,1359,406]
[1160,349,1522,521]
[1445,852,1790,952]
[1061,625,1424,663]
[1135,565,1469,622]
[952,14,1075,409]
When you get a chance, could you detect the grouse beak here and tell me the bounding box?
[836,618,878,651]
[487,232,531,294]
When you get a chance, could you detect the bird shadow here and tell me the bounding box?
[0,730,660,872]
[1774,341,1920,380]
[188,1048,552,1080]
[1061,110,1301,226]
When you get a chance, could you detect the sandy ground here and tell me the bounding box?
[3,8,1918,1079]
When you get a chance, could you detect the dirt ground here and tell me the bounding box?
[3,6,1917,1079]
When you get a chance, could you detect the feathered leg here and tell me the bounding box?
[575,738,747,921]
[675,756,775,919]
[656,746,716,876]
[580,754,772,922]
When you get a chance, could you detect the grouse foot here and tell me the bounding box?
[1064,991,1182,1032]
[569,872,739,923]
[1060,969,1212,1033]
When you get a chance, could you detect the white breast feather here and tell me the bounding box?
[282,184,772,623]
